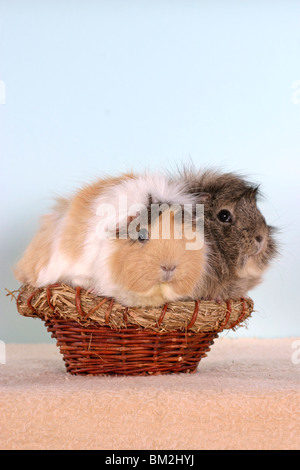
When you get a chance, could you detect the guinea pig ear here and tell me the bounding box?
[197,192,211,203]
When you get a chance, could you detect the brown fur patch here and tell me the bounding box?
[59,173,135,260]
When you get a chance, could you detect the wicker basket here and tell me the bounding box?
[13,283,254,376]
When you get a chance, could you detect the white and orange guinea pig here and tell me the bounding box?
[14,172,208,307]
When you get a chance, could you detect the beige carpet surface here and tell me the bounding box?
[0,338,299,450]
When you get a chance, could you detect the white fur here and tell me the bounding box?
[92,172,196,230]
[36,213,94,288]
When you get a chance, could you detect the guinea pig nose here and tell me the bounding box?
[161,265,176,273]
[255,235,263,243]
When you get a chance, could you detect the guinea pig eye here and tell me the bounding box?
[137,228,149,243]
[217,209,233,224]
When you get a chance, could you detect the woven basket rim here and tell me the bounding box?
[11,283,254,334]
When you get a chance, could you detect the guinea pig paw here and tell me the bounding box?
[87,287,96,295]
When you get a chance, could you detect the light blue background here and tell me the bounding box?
[1,1,299,342]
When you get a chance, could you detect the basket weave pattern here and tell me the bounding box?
[15,283,254,376]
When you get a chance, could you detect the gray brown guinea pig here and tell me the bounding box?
[173,167,278,300]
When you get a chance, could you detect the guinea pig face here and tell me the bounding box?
[109,209,206,306]
[206,188,277,275]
